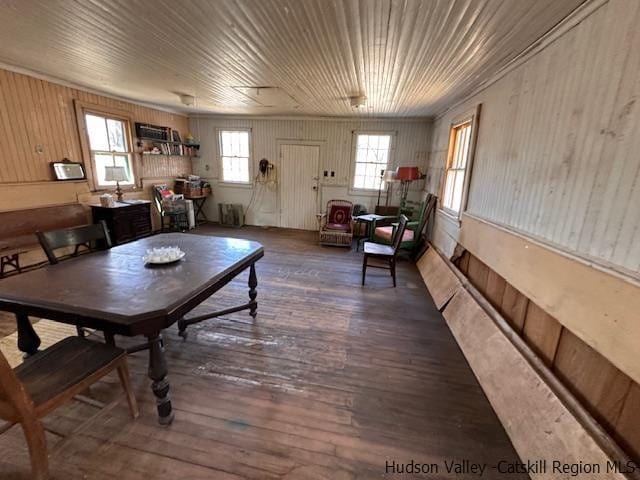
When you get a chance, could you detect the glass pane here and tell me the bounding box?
[113,155,134,184]
[107,118,127,152]
[85,114,109,151]
[355,163,366,177]
[451,170,465,212]
[378,135,390,150]
[223,156,249,182]
[94,154,114,186]
[357,134,370,148]
[221,130,249,158]
[354,175,365,189]
[459,125,471,169]
[443,171,455,210]
[95,154,134,186]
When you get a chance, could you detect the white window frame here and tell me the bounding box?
[350,130,395,194]
[217,128,252,185]
[440,105,481,220]
[84,112,135,189]
[75,100,136,192]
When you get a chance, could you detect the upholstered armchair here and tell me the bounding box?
[371,194,436,256]
[317,199,354,247]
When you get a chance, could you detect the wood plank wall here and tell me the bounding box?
[456,250,640,461]
[427,0,640,280]
[0,68,191,210]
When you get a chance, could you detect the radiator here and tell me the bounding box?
[218,203,245,227]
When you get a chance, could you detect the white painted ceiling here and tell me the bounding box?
[0,0,585,117]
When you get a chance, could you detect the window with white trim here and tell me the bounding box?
[352,133,392,190]
[442,121,472,214]
[84,113,134,188]
[219,129,251,183]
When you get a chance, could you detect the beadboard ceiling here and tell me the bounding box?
[0,0,585,117]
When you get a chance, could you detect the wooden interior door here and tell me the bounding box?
[280,144,320,230]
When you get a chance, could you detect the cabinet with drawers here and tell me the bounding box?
[91,201,152,245]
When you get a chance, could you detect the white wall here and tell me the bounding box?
[427,0,640,280]
[189,116,431,226]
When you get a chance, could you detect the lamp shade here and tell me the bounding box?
[104,166,128,182]
[382,170,398,182]
[395,166,422,181]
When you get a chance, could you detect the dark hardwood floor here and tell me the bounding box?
[0,225,525,479]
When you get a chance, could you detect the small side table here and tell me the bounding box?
[354,214,387,251]
[185,195,209,225]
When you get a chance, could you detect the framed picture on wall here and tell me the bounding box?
[51,159,85,181]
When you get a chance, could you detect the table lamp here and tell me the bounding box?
[104,166,128,201]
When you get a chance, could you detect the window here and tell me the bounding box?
[219,129,251,183]
[84,113,134,188]
[352,133,392,190]
[442,121,473,214]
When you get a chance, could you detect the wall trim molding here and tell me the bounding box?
[462,213,640,287]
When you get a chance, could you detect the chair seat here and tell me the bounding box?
[325,222,350,231]
[15,337,126,408]
[364,241,394,256]
[374,226,414,243]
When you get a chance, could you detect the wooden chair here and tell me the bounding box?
[0,336,138,479]
[37,221,112,338]
[362,215,408,287]
[36,221,112,265]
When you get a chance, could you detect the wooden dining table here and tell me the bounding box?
[0,233,264,425]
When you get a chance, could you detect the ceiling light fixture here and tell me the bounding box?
[179,94,195,106]
[350,95,367,108]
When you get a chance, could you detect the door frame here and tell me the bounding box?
[276,139,325,229]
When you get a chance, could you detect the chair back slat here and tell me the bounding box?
[392,215,409,254]
[37,220,112,265]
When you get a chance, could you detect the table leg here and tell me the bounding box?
[249,263,257,318]
[16,312,40,357]
[147,333,174,425]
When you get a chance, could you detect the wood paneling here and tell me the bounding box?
[499,284,528,333]
[466,254,490,292]
[522,302,562,366]
[615,383,640,460]
[0,68,188,184]
[454,247,640,461]
[484,270,506,312]
[0,1,582,116]
[458,214,640,388]
[190,115,431,226]
[554,329,631,433]
[442,287,626,480]
[429,0,640,279]
[0,68,191,212]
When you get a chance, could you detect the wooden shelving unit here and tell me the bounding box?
[135,123,200,158]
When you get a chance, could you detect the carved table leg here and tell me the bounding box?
[16,312,40,357]
[248,263,258,318]
[147,333,174,425]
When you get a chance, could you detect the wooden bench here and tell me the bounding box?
[0,203,90,277]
